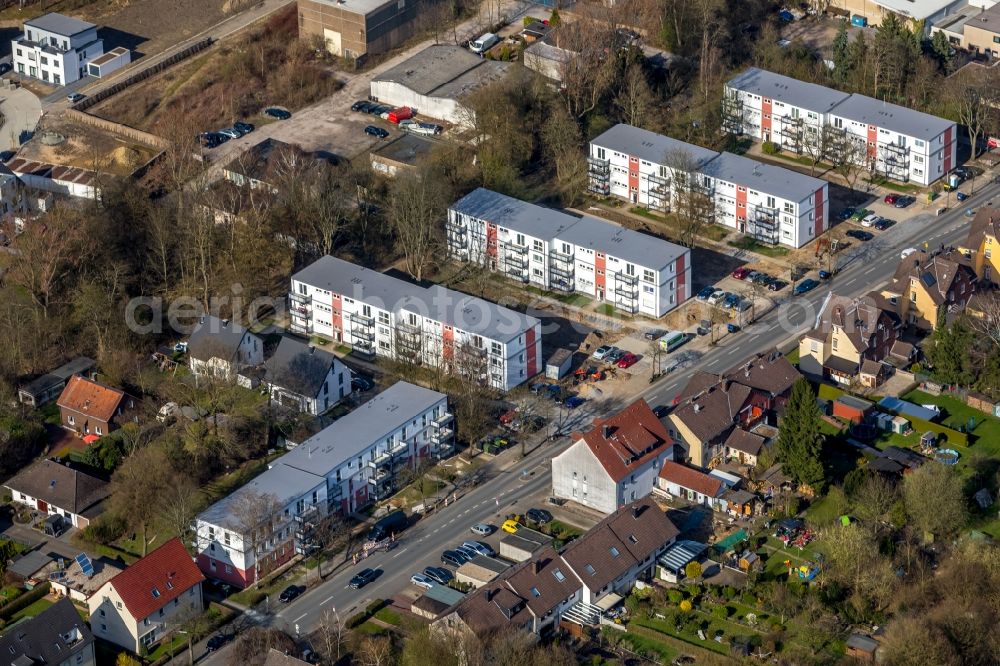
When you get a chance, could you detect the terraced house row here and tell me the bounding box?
[724,67,957,187]
[587,123,829,249]
[447,188,692,318]
[289,256,541,391]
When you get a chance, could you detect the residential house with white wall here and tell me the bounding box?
[724,68,957,186]
[88,538,204,653]
[0,598,95,666]
[4,459,109,529]
[447,188,691,317]
[289,256,542,391]
[194,381,452,587]
[187,316,263,386]
[11,13,108,85]
[654,461,727,510]
[551,399,675,513]
[262,336,352,415]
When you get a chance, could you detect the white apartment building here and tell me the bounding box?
[588,124,827,248]
[194,381,452,588]
[724,68,957,186]
[447,188,692,317]
[289,256,542,392]
[698,152,828,247]
[11,13,106,85]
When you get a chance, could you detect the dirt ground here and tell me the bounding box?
[17,112,159,176]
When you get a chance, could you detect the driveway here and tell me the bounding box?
[0,85,41,150]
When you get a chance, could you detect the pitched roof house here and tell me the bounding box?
[187,316,264,384]
[263,336,352,415]
[880,249,977,330]
[0,597,95,666]
[799,292,902,387]
[56,375,132,438]
[655,461,726,509]
[435,499,678,639]
[88,538,205,653]
[722,428,765,466]
[551,399,675,513]
[669,350,799,467]
[5,459,109,528]
[963,208,1000,283]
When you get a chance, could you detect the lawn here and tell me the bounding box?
[627,208,730,242]
[630,615,740,656]
[727,238,790,258]
[903,389,1000,453]
[524,285,592,307]
[7,598,53,623]
[355,620,390,635]
[786,347,800,365]
[145,634,186,663]
[595,303,629,317]
[373,607,402,626]
[615,626,680,662]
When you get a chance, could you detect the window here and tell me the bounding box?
[166,580,174,590]
[68,415,75,425]
[766,196,776,209]
[530,587,540,597]
[552,568,566,582]
[585,564,596,576]
[910,291,917,303]
[628,534,638,544]
[53,73,60,85]
[15,48,20,57]
[609,546,620,557]
[151,587,160,598]
[832,338,838,351]
[40,56,47,65]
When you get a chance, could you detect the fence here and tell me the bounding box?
[62,108,168,150]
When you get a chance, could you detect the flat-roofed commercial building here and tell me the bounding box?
[298,0,425,60]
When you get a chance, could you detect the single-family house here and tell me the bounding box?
[43,555,123,603]
[88,538,205,653]
[187,316,264,384]
[262,336,352,415]
[551,398,675,513]
[5,458,109,528]
[880,249,977,331]
[18,356,95,408]
[57,375,133,438]
[964,208,1000,283]
[721,428,765,467]
[655,461,726,510]
[0,597,95,666]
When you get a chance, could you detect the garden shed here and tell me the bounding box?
[833,395,874,424]
[545,348,573,380]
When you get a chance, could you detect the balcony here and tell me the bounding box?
[289,317,313,336]
[446,221,468,250]
[613,299,639,315]
[748,206,780,245]
[433,411,454,427]
[613,273,639,299]
[349,311,374,327]
[587,156,611,195]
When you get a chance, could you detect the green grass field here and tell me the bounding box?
[727,238,790,258]
[8,598,53,624]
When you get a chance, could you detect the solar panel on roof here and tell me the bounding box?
[75,553,94,577]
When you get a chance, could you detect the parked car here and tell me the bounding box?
[860,213,880,227]
[696,285,718,301]
[501,519,520,533]
[644,328,667,341]
[352,100,374,112]
[735,299,753,313]
[0,63,11,75]
[424,566,453,584]
[846,229,873,241]
[605,348,626,364]
[893,195,915,208]
[455,544,480,560]
[279,585,305,602]
[838,207,855,220]
[206,635,228,652]
[883,194,899,205]
[233,121,255,135]
[744,270,761,283]
[818,270,831,280]
[873,218,895,231]
[768,279,787,291]
[463,541,496,557]
[526,508,553,525]
[592,345,613,360]
[351,375,374,392]
[368,104,392,116]
[365,125,389,139]
[617,353,639,368]
[731,267,751,280]
[471,522,495,536]
[956,191,969,201]
[218,127,242,139]
[793,279,820,295]
[410,572,436,589]
[900,247,918,260]
[706,289,726,306]
[264,107,291,120]
[722,292,740,309]
[441,550,469,567]
[850,208,868,221]
[652,405,670,418]
[751,272,773,285]
[407,122,444,136]
[349,569,379,589]
[66,92,86,103]
[565,396,586,409]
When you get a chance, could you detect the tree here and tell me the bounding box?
[666,148,715,247]
[951,72,993,160]
[8,205,89,318]
[116,654,141,666]
[823,522,896,612]
[229,628,296,666]
[315,608,347,663]
[929,30,954,73]
[775,378,826,492]
[903,463,967,538]
[383,174,446,283]
[614,61,657,129]
[831,21,850,82]
[851,472,898,534]
[926,318,974,385]
[225,490,283,588]
[829,131,867,191]
[541,108,587,207]
[109,446,174,555]
[685,560,702,580]
[356,635,394,666]
[158,474,201,543]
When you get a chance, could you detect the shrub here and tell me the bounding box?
[365,599,386,616]
[0,582,49,621]
[82,514,127,544]
[346,612,368,629]
[722,585,737,600]
[667,589,684,604]
[523,16,539,26]
[713,606,731,621]
[679,600,693,613]
[761,141,780,155]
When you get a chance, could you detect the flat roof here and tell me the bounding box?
[726,67,851,114]
[871,0,963,20]
[25,12,96,36]
[591,123,719,168]
[278,382,447,475]
[699,152,824,203]
[304,0,398,15]
[566,214,686,271]
[198,462,326,528]
[829,93,954,140]
[292,256,538,342]
[373,44,512,100]
[450,188,581,240]
[88,47,128,66]
[371,133,437,166]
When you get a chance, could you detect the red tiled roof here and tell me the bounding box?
[658,461,722,497]
[57,376,125,423]
[572,399,673,482]
[107,538,204,621]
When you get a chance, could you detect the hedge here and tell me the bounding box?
[365,599,386,616]
[903,415,968,447]
[0,582,50,621]
[347,612,369,629]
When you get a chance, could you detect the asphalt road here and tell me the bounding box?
[188,180,1000,664]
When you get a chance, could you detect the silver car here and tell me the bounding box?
[462,541,495,557]
[410,573,436,589]
[217,127,242,139]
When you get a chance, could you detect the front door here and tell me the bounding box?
[37,500,48,512]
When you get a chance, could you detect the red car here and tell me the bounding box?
[731,267,750,280]
[617,353,638,369]
[884,193,899,205]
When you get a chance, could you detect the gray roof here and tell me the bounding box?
[25,12,96,36]
[278,381,447,476]
[295,0,396,15]
[372,133,436,166]
[292,256,538,343]
[423,584,466,606]
[828,93,954,140]
[565,214,685,271]
[726,67,850,114]
[187,316,258,362]
[591,124,720,169]
[7,550,53,579]
[699,152,823,203]
[373,44,511,100]
[4,459,109,514]
[451,188,582,239]
[264,336,339,398]
[198,459,326,528]
[19,357,95,398]
[0,597,93,665]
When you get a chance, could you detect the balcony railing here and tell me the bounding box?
[587,157,610,178]
[289,318,313,336]
[349,311,374,327]
[433,411,454,427]
[613,299,639,314]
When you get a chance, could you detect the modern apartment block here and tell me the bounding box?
[194,381,453,587]
[587,124,828,248]
[297,0,423,60]
[11,13,116,85]
[289,256,541,391]
[724,68,957,186]
[447,188,691,317]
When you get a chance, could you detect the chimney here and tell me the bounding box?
[602,424,611,440]
[532,560,541,575]
[693,404,702,413]
[486,588,495,601]
[632,505,642,519]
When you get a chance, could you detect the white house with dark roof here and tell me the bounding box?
[289,256,541,391]
[187,316,263,386]
[724,68,957,185]
[262,336,351,415]
[447,188,692,317]
[0,598,95,666]
[11,13,106,85]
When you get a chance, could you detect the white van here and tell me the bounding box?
[470,33,499,54]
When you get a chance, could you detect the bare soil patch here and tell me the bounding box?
[17,112,159,176]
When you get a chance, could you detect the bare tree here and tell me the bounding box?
[226,490,283,588]
[315,608,348,663]
[159,474,201,544]
[357,635,394,666]
[615,61,657,129]
[8,204,89,317]
[951,71,995,160]
[970,291,1000,348]
[384,172,447,281]
[829,131,867,192]
[665,148,715,247]
[556,23,619,119]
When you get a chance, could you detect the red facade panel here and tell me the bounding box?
[675,253,686,305]
[525,327,538,377]
[814,187,825,237]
